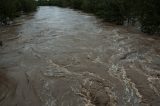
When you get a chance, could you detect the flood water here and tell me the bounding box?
[0,6,160,106]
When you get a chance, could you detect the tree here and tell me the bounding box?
[0,0,18,24]
[138,0,160,34]
[0,0,37,24]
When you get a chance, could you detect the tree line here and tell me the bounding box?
[0,0,37,24]
[38,0,160,34]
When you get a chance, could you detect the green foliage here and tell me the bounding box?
[38,0,50,6]
[138,0,160,34]
[0,0,37,24]
[96,0,126,25]
[19,0,37,13]
[0,0,17,23]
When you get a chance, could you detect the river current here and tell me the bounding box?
[0,6,160,106]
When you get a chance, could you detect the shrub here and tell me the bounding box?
[0,0,37,24]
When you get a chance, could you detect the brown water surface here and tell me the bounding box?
[0,6,160,106]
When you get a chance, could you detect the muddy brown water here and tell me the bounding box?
[0,6,160,106]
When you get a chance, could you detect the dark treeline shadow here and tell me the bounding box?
[0,0,37,25]
[38,0,160,35]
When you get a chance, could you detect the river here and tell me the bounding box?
[0,6,160,106]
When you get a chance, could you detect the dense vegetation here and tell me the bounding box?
[0,0,37,24]
[38,0,160,34]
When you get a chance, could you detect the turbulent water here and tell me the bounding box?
[0,6,160,106]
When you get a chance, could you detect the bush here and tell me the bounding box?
[19,0,37,13]
[0,0,17,23]
[138,0,160,34]
[0,0,37,24]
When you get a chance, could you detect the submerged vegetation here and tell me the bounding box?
[0,0,37,24]
[38,0,160,34]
